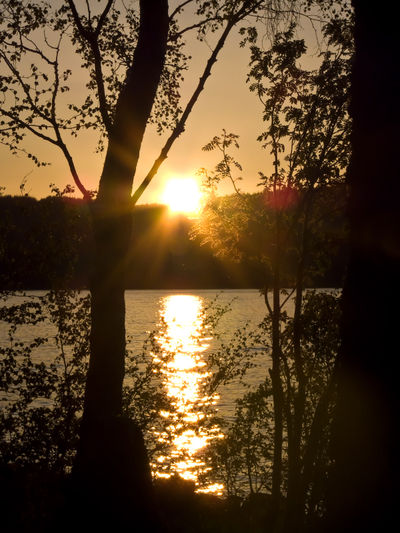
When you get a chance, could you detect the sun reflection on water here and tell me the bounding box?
[152,294,224,494]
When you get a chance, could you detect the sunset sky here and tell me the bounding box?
[0,2,321,206]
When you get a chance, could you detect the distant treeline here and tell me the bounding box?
[0,195,347,290]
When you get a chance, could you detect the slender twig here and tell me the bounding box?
[280,288,295,310]
[173,16,221,38]
[0,108,58,145]
[85,0,93,29]
[50,34,63,127]
[169,0,194,21]
[67,0,113,133]
[0,51,53,125]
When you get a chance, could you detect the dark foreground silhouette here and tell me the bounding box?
[1,464,301,533]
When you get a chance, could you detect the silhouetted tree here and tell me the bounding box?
[196,18,352,528]
[0,0,300,524]
[327,1,400,532]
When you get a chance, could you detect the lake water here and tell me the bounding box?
[125,289,273,408]
[0,289,287,493]
[129,290,274,493]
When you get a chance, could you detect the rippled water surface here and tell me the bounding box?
[1,289,276,492]
[125,290,271,491]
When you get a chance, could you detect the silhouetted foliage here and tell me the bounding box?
[202,291,339,516]
[0,194,347,291]
[0,290,174,473]
[195,14,352,530]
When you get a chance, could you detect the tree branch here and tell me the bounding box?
[67,0,113,133]
[66,0,91,40]
[94,0,114,37]
[98,0,169,202]
[132,17,235,205]
[0,108,58,146]
[173,16,222,38]
[132,0,264,204]
[169,0,194,21]
[0,51,53,126]
[89,39,113,134]
[58,139,91,199]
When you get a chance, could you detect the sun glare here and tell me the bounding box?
[161,177,202,215]
[152,294,223,494]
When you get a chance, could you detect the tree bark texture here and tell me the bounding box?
[327,2,400,531]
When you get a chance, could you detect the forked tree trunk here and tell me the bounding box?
[73,2,169,528]
[327,2,400,531]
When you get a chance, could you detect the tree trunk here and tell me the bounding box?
[284,205,311,533]
[327,2,400,531]
[270,281,284,510]
[269,210,285,530]
[84,202,131,419]
[72,2,169,528]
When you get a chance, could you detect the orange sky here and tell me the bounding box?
[0,2,321,203]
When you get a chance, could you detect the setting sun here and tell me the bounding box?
[161,177,202,215]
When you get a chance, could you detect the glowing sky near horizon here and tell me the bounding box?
[0,1,329,204]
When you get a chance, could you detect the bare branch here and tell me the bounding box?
[132,13,241,205]
[58,139,91,199]
[264,287,274,316]
[280,288,295,310]
[173,16,221,38]
[169,0,194,21]
[87,40,113,134]
[50,34,63,127]
[85,0,93,29]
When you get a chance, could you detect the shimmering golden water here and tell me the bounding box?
[152,294,224,494]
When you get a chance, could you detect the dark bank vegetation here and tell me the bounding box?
[0,192,347,291]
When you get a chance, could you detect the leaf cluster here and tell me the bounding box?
[196,16,352,286]
[248,17,353,192]
[0,290,90,471]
